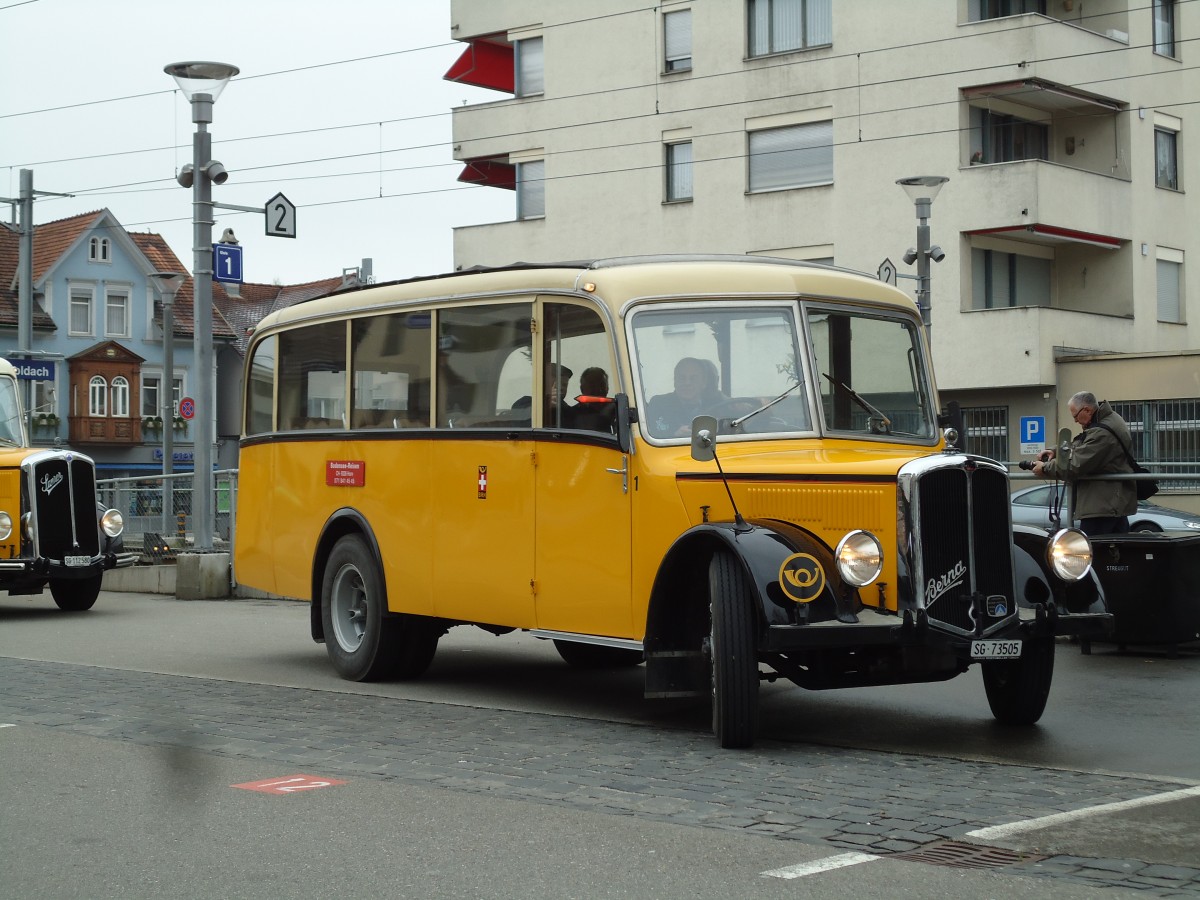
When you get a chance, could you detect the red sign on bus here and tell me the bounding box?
[326,460,365,487]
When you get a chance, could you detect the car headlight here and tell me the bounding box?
[22,511,35,544]
[835,530,883,587]
[100,508,124,538]
[0,511,11,541]
[1048,527,1092,581]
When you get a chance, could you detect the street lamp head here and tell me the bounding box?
[149,271,187,299]
[929,245,946,263]
[176,163,194,188]
[896,175,949,205]
[163,61,240,102]
[903,248,919,265]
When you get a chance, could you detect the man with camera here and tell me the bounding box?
[1030,391,1136,536]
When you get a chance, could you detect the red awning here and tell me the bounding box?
[444,38,514,93]
[457,159,516,190]
[966,223,1122,250]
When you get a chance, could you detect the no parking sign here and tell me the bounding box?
[179,397,195,420]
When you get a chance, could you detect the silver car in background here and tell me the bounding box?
[1011,484,1200,533]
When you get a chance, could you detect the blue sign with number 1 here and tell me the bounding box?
[213,244,243,284]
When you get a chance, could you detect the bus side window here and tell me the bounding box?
[278,323,348,431]
[436,303,532,428]
[541,302,614,434]
[351,311,432,428]
[245,334,277,435]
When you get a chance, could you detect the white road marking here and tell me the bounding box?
[762,851,879,879]
[0,723,15,728]
[967,784,1200,841]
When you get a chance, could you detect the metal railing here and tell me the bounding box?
[97,469,239,557]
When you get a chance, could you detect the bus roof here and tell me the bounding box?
[253,255,919,335]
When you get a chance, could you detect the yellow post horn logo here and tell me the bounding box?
[778,553,826,603]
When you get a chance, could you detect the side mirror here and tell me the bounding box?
[690,415,718,462]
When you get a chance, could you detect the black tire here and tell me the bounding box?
[50,575,102,612]
[553,640,643,669]
[982,638,1055,725]
[709,551,760,748]
[320,535,439,682]
[1131,521,1162,533]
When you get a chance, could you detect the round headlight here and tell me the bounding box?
[835,530,883,587]
[0,511,11,542]
[22,511,35,543]
[100,508,124,539]
[1048,527,1092,581]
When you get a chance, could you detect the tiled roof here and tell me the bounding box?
[1,213,348,346]
[215,275,346,356]
[129,232,236,341]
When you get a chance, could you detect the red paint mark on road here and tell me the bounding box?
[232,774,347,794]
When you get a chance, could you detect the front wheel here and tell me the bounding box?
[50,575,102,612]
[709,552,760,748]
[320,535,439,682]
[981,638,1055,725]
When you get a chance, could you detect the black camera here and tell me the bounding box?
[1018,460,1035,470]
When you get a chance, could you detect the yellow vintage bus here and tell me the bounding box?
[234,256,1109,747]
[0,358,134,610]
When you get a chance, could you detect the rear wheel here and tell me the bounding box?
[50,575,102,612]
[553,640,643,669]
[709,551,760,748]
[321,535,439,681]
[982,638,1055,725]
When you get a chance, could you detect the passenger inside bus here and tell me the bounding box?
[570,367,616,433]
[646,356,724,437]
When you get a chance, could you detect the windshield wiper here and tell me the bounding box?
[731,381,804,429]
[822,373,892,434]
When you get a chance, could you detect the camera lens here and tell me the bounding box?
[1019,460,1034,470]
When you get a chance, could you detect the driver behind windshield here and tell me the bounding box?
[647,356,724,437]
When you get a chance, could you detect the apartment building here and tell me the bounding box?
[445,0,1198,479]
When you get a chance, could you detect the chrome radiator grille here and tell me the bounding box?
[914,463,1015,636]
[30,455,100,560]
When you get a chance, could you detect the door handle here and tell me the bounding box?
[605,456,628,493]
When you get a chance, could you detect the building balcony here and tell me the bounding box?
[69,415,142,445]
[958,158,1130,255]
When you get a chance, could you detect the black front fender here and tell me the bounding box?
[643,519,859,657]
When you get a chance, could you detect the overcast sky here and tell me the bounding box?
[1,0,512,285]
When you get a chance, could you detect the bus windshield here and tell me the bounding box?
[630,304,811,440]
[806,306,935,439]
[0,376,25,446]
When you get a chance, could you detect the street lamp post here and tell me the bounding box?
[149,272,185,536]
[164,61,238,552]
[897,176,949,328]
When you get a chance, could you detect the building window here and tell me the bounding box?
[748,121,833,192]
[971,249,1052,309]
[1110,398,1199,489]
[1156,253,1183,323]
[1155,127,1179,189]
[666,141,694,201]
[517,160,545,219]
[111,376,130,418]
[972,108,1048,164]
[69,288,93,336]
[88,237,110,263]
[515,36,543,97]
[960,405,1009,462]
[664,9,692,72]
[89,375,108,417]
[1153,0,1176,57]
[975,0,1045,19]
[105,291,129,337]
[747,0,831,57]
[143,374,182,417]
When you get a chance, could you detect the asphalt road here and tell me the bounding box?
[1,590,1198,898]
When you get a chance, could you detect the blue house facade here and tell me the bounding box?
[0,208,236,477]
